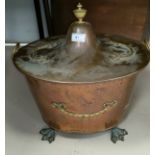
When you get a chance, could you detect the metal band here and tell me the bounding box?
[50,100,118,118]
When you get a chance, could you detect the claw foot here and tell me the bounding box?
[111,127,128,143]
[39,128,56,143]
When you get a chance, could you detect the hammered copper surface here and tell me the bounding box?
[26,74,136,133]
[12,3,149,134]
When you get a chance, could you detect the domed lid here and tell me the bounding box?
[13,3,149,83]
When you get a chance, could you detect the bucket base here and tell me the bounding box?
[39,128,56,143]
[39,127,128,143]
[111,127,128,143]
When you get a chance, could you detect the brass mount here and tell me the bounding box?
[73,3,87,23]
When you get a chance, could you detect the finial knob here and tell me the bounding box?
[73,3,87,23]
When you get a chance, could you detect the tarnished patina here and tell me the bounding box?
[13,35,149,83]
[12,3,149,137]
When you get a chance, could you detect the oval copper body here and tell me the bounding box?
[26,73,137,133]
[12,33,149,133]
[11,3,149,134]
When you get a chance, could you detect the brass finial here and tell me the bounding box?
[73,3,87,23]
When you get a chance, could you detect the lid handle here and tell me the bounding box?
[73,3,87,23]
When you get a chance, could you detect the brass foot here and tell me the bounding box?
[111,127,128,143]
[39,128,55,143]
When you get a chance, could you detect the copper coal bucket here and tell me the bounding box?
[12,3,149,143]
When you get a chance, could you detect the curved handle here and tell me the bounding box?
[12,43,20,58]
[50,100,118,118]
[143,39,150,50]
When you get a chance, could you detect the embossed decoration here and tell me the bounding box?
[50,100,118,118]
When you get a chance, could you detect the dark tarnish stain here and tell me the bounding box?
[105,120,118,129]
[21,56,30,61]
[49,121,61,130]
[14,35,149,82]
